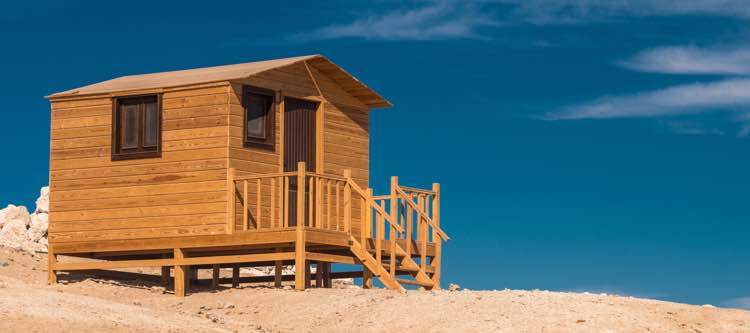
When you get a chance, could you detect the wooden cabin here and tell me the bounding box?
[45,55,448,296]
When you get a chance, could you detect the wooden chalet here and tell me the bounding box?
[45,55,448,296]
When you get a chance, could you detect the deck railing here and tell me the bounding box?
[228,162,448,286]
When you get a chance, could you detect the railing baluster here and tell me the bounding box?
[308,176,314,228]
[243,179,248,231]
[227,168,236,234]
[343,170,352,234]
[406,193,413,258]
[256,178,262,229]
[335,181,341,231]
[326,180,332,230]
[418,194,427,272]
[268,177,276,229]
[375,204,383,269]
[389,177,398,277]
[316,177,322,229]
[283,176,289,228]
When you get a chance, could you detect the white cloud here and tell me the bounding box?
[296,2,498,41]
[620,46,750,75]
[722,296,750,309]
[547,79,750,120]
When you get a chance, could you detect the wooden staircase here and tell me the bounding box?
[348,237,438,290]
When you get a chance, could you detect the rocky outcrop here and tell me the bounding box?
[0,186,49,253]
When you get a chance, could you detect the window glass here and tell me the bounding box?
[122,104,139,149]
[143,102,159,147]
[246,97,267,139]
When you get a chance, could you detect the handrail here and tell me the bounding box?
[233,172,296,181]
[396,187,449,241]
[347,179,404,233]
[399,186,436,195]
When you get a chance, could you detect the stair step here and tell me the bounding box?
[397,278,434,287]
[382,263,419,272]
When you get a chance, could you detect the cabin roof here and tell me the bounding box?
[47,55,391,108]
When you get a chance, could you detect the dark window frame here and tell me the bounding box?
[111,94,162,161]
[242,85,276,151]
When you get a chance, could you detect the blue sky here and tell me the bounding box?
[2,0,749,307]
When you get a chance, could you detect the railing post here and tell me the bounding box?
[295,161,307,290]
[406,193,413,258]
[375,200,384,272]
[431,183,441,290]
[343,169,352,234]
[418,194,427,272]
[362,187,373,288]
[227,167,236,234]
[389,176,398,277]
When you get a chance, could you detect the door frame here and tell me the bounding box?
[277,91,324,174]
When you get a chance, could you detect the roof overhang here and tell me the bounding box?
[46,55,391,109]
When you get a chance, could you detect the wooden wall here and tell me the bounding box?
[229,62,370,234]
[48,62,373,245]
[48,84,231,244]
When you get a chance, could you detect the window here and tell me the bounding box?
[112,95,161,160]
[243,86,275,150]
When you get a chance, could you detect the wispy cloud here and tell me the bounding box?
[295,0,750,41]
[506,0,750,25]
[547,79,750,120]
[548,42,750,137]
[620,46,750,75]
[722,296,750,309]
[296,2,498,41]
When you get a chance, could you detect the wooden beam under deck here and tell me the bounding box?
[51,229,437,258]
[53,252,296,271]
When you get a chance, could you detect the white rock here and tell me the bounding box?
[0,219,32,250]
[448,283,461,292]
[35,187,50,213]
[27,213,48,242]
[702,304,716,308]
[0,205,31,228]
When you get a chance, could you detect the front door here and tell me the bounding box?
[284,97,317,226]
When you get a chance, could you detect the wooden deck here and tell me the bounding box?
[48,163,447,296]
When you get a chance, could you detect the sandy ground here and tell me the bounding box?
[0,248,748,333]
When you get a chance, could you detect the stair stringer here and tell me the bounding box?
[349,236,404,292]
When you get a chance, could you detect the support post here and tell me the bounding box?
[174,248,186,297]
[295,161,307,290]
[212,264,220,289]
[362,188,373,288]
[47,245,57,285]
[274,248,283,287]
[232,264,240,288]
[315,261,323,287]
[323,263,332,288]
[431,183,442,289]
[389,176,398,277]
[160,253,171,286]
[419,195,427,272]
[343,169,352,233]
[304,260,312,289]
[161,265,171,286]
[227,167,236,234]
